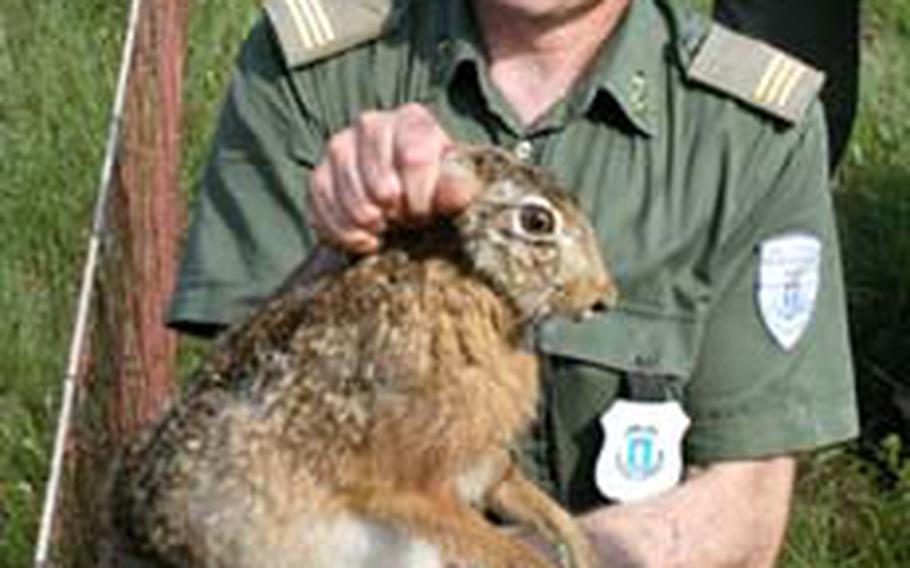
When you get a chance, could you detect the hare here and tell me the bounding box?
[111,146,616,568]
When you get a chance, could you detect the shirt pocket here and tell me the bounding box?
[537,307,703,437]
[534,309,703,510]
[538,308,701,377]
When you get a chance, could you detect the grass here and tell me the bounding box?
[837,0,910,448]
[0,1,126,562]
[783,438,910,567]
[0,0,908,566]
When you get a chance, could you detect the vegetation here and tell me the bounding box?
[784,437,910,567]
[1,1,126,562]
[0,0,257,563]
[0,0,907,566]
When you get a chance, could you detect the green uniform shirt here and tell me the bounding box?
[168,0,858,512]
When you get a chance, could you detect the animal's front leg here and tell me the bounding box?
[343,484,558,568]
[486,464,596,568]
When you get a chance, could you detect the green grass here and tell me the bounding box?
[0,1,126,562]
[0,0,908,566]
[838,0,910,450]
[783,438,910,567]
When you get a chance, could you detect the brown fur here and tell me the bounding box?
[111,146,615,568]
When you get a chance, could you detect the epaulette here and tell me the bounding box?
[264,0,394,68]
[686,25,825,124]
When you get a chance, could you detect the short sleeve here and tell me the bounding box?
[684,103,859,462]
[167,18,324,333]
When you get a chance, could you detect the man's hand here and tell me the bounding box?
[308,104,477,253]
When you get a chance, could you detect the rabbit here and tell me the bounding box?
[110,145,617,568]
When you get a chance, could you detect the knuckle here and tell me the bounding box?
[336,164,358,192]
[397,102,425,116]
[310,165,330,194]
[398,102,431,120]
[326,129,354,157]
[355,110,385,134]
[397,104,440,131]
[397,143,435,169]
[373,173,401,201]
[347,203,381,227]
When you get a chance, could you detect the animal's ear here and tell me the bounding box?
[440,145,485,194]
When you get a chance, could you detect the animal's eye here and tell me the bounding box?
[518,204,556,235]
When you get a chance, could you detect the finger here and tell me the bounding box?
[327,130,385,233]
[354,111,403,216]
[309,163,378,253]
[393,104,450,220]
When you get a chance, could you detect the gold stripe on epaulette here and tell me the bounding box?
[304,0,336,43]
[284,0,315,48]
[775,64,805,108]
[286,0,336,49]
[754,53,805,109]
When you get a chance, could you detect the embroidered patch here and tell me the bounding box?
[595,400,690,503]
[757,234,822,351]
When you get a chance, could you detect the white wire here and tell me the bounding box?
[33,0,145,565]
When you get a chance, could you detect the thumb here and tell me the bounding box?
[434,146,482,214]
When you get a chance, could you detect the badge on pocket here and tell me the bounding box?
[595,400,690,503]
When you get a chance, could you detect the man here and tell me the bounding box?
[168,0,859,564]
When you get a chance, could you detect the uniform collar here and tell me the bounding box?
[433,0,666,137]
[585,0,666,137]
[433,1,486,87]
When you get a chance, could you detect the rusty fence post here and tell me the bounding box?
[110,0,189,437]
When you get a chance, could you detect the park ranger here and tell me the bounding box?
[167,0,859,565]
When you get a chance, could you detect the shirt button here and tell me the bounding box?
[513,140,534,161]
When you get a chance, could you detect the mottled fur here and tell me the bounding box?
[111,147,616,568]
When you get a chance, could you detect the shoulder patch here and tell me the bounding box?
[264,0,395,68]
[687,25,825,124]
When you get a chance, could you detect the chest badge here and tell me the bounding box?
[757,233,822,351]
[595,400,690,503]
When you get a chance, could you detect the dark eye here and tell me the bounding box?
[519,204,556,235]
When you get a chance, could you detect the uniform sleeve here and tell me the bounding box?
[167,18,324,334]
[684,103,859,462]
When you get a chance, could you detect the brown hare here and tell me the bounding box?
[111,146,616,568]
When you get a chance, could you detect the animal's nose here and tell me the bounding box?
[575,283,619,322]
[592,280,619,312]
